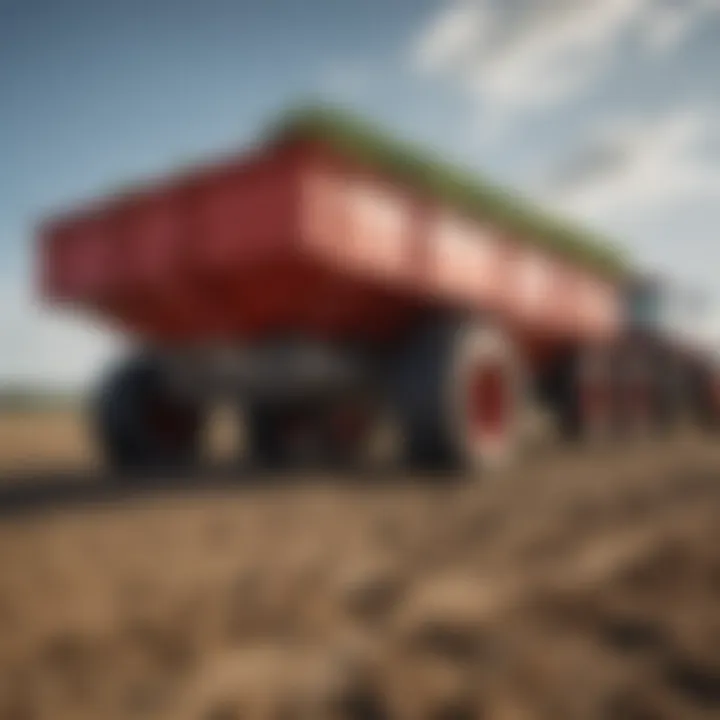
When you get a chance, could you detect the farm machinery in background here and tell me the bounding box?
[38,106,720,474]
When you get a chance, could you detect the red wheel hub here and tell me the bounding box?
[468,363,507,441]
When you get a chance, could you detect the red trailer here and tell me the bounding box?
[38,107,720,473]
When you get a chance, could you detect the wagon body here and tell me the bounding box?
[43,108,715,474]
[40,137,622,367]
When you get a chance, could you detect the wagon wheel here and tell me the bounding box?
[244,400,334,469]
[94,355,204,475]
[651,352,689,434]
[554,347,617,445]
[389,317,525,473]
[615,347,655,440]
[315,391,402,471]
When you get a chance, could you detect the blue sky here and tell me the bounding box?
[2,0,720,387]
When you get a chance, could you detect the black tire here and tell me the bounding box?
[244,402,291,469]
[244,400,327,469]
[615,346,655,439]
[651,353,688,434]
[547,346,617,444]
[389,317,524,473]
[316,392,401,472]
[94,355,203,474]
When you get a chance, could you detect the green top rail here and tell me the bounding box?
[267,104,630,281]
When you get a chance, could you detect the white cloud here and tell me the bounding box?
[411,0,718,120]
[642,4,696,51]
[0,275,121,390]
[540,108,720,220]
[643,0,720,52]
[536,106,720,352]
[412,2,491,73]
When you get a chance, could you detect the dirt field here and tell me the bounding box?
[0,408,97,473]
[1,411,720,719]
[0,406,240,476]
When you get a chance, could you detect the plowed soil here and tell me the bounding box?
[1,415,720,719]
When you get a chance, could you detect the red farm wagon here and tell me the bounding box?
[39,107,720,473]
